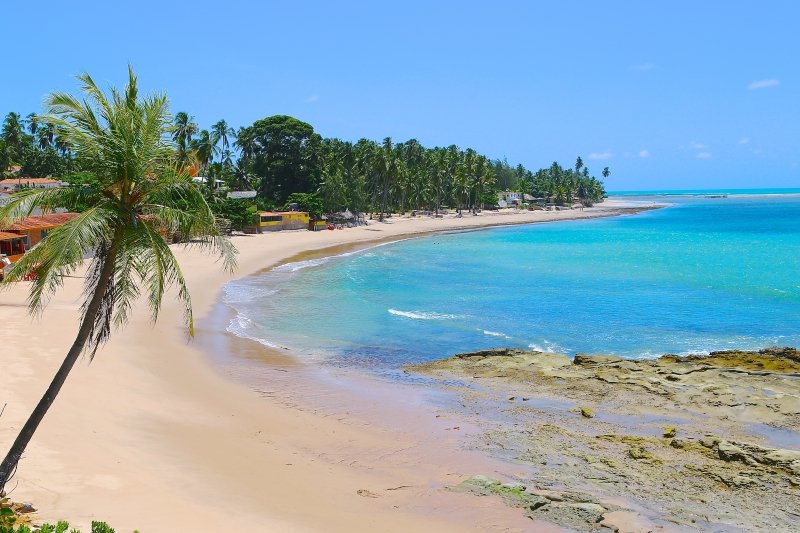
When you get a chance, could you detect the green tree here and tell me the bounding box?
[211,119,235,165]
[0,67,236,492]
[172,111,198,166]
[239,115,321,203]
[1,113,25,163]
[283,192,324,219]
[191,129,215,175]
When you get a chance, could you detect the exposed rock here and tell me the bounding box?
[580,407,595,418]
[11,502,36,514]
[628,446,656,461]
[573,354,624,366]
[409,347,800,531]
[661,346,800,373]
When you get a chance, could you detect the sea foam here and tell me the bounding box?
[388,309,462,320]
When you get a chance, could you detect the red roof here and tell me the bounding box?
[0,178,63,185]
[5,213,79,231]
[0,231,25,241]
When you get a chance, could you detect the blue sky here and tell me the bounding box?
[2,1,797,190]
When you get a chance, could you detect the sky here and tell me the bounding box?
[1,1,798,190]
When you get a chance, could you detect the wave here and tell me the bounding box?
[527,340,564,353]
[226,313,286,350]
[222,283,277,304]
[388,309,463,320]
[482,329,511,339]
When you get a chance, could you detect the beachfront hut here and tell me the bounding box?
[257,211,310,231]
[4,213,79,246]
[0,232,29,264]
[0,177,67,192]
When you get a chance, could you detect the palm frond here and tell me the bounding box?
[0,186,101,223]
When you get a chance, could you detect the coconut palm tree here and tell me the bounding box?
[26,113,38,136]
[2,112,25,161]
[211,119,236,164]
[575,156,584,175]
[0,67,237,493]
[173,111,198,166]
[191,129,215,173]
[602,167,610,179]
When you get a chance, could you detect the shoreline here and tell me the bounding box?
[0,201,660,532]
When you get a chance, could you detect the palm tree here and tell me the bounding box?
[2,112,25,161]
[211,119,236,165]
[191,130,216,190]
[26,113,38,136]
[172,111,198,166]
[36,124,54,150]
[575,156,584,175]
[602,167,610,179]
[0,67,236,493]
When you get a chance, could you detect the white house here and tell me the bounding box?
[192,176,225,189]
[0,177,67,192]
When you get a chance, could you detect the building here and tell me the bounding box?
[257,211,310,231]
[191,176,225,189]
[4,213,80,246]
[0,232,29,264]
[0,177,67,192]
[0,213,80,278]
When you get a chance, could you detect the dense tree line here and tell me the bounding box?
[0,112,74,177]
[1,110,607,228]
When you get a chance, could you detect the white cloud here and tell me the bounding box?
[638,149,649,158]
[588,152,613,160]
[696,152,712,159]
[306,94,320,103]
[747,79,780,90]
[632,63,655,71]
[687,141,706,150]
[738,137,750,145]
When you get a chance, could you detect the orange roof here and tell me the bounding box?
[0,231,25,241]
[0,178,64,185]
[5,213,79,231]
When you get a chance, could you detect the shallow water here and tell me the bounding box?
[224,194,800,372]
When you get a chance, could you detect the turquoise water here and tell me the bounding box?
[224,195,800,369]
[610,187,800,196]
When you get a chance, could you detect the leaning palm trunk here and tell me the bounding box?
[0,239,119,490]
[0,67,235,494]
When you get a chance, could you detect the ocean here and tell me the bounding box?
[223,193,800,373]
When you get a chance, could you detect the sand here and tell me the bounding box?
[0,202,651,532]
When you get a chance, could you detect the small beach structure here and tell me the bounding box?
[0,177,67,192]
[3,212,80,247]
[257,211,310,231]
[0,232,29,263]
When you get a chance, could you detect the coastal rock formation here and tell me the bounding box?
[408,347,800,531]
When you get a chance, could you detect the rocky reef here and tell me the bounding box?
[407,347,800,531]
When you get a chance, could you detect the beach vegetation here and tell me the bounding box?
[0,67,237,493]
[2,107,607,223]
[0,516,131,533]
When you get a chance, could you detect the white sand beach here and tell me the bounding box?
[0,202,648,532]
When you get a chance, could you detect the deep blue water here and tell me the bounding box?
[224,195,800,370]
